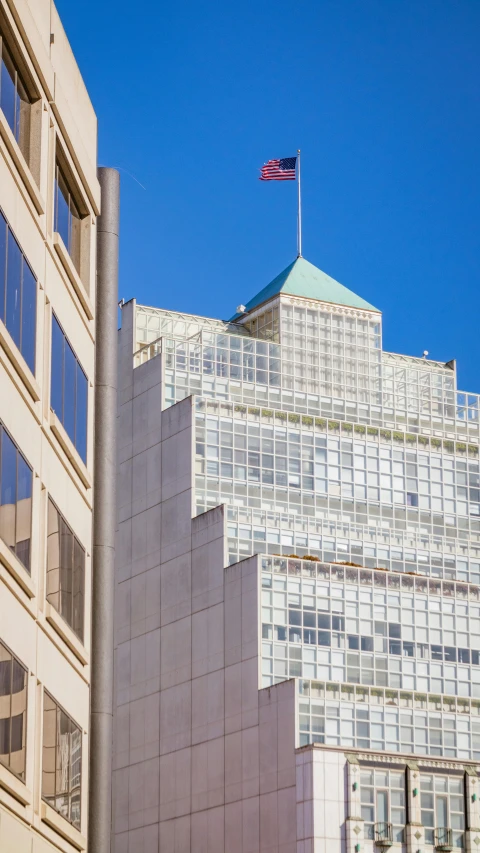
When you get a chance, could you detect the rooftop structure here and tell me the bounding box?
[113,255,480,852]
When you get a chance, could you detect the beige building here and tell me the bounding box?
[0,0,101,850]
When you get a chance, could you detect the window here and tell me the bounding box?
[0,422,33,571]
[0,30,30,159]
[42,692,82,830]
[421,774,464,849]
[54,162,81,272]
[361,768,406,843]
[0,640,27,779]
[46,498,85,642]
[51,314,88,462]
[0,210,37,372]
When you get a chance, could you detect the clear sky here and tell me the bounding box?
[56,0,479,392]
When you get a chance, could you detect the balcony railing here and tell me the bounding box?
[374,822,393,848]
[434,827,453,852]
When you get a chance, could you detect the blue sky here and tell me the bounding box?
[56,0,479,392]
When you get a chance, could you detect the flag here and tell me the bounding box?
[259,157,297,181]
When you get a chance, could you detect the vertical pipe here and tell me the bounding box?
[89,167,119,853]
[297,148,302,258]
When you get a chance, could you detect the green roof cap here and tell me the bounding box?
[230,256,379,320]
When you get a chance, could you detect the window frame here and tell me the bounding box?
[42,690,82,831]
[0,24,31,160]
[50,312,88,463]
[53,156,84,276]
[0,638,28,781]
[0,419,33,572]
[360,768,406,843]
[420,772,465,849]
[46,496,86,643]
[0,205,37,374]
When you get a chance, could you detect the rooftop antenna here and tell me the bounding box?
[422,350,429,359]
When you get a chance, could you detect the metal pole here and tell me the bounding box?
[89,167,119,853]
[297,149,302,257]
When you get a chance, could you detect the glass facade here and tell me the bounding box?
[51,313,88,462]
[0,208,37,373]
[46,498,85,642]
[0,421,33,571]
[0,639,27,779]
[134,300,479,440]
[194,405,480,540]
[260,557,480,698]
[297,679,480,761]
[42,691,82,829]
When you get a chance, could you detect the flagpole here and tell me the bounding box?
[297,149,302,257]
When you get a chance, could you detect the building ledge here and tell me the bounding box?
[0,536,35,598]
[0,109,45,214]
[49,410,92,489]
[41,801,86,850]
[0,321,40,402]
[45,601,89,665]
[0,763,31,806]
[53,233,94,320]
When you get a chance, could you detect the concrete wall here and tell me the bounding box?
[113,351,300,851]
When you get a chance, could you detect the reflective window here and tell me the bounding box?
[46,498,85,642]
[42,692,82,830]
[50,314,88,462]
[0,32,30,158]
[0,423,33,571]
[0,210,37,373]
[54,162,81,272]
[0,639,27,779]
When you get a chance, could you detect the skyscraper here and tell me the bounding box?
[114,256,480,851]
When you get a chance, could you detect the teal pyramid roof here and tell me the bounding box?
[230,257,379,320]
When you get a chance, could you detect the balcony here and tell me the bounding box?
[434,827,453,852]
[374,822,393,849]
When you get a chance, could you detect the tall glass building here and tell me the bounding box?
[114,257,480,852]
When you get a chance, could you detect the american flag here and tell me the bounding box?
[259,156,297,181]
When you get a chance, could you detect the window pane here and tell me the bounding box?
[46,500,61,613]
[70,198,81,273]
[0,641,26,779]
[0,429,17,549]
[51,315,64,420]
[15,452,32,571]
[436,796,448,828]
[59,516,73,626]
[75,364,87,463]
[56,709,71,820]
[0,211,6,323]
[21,261,36,373]
[47,498,85,641]
[70,726,82,828]
[73,538,85,642]
[64,339,76,443]
[6,231,21,348]
[0,52,16,135]
[55,172,70,252]
[42,693,57,804]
